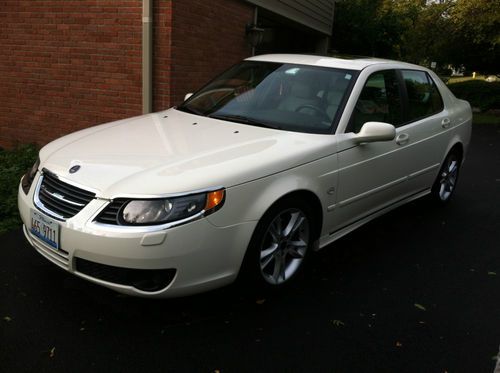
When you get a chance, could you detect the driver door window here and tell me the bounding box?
[350,70,403,133]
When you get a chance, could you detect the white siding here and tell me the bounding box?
[246,0,335,35]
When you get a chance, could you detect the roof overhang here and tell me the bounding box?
[246,0,335,36]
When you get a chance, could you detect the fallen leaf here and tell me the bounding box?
[414,303,426,311]
[255,299,266,305]
[332,319,345,327]
[49,347,55,358]
[488,272,497,276]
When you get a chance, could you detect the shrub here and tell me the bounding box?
[0,144,38,235]
[448,80,500,111]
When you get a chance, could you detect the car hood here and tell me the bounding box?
[40,109,337,198]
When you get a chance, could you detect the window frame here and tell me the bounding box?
[396,69,445,126]
[345,68,406,133]
[345,68,446,134]
[177,61,360,135]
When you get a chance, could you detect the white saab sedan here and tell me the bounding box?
[18,54,472,297]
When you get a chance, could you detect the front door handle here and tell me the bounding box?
[396,133,410,146]
[442,118,451,128]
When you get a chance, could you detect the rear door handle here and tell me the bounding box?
[441,118,451,128]
[396,133,410,146]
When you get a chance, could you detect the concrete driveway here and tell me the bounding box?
[1,122,499,372]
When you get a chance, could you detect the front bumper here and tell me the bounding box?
[18,175,257,298]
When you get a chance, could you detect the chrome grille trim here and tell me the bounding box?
[40,185,86,207]
[34,169,96,221]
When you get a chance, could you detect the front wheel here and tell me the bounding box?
[241,200,315,290]
[431,150,461,203]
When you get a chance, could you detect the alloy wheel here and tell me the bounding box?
[438,154,459,201]
[259,208,310,285]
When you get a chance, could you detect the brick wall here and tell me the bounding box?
[169,0,253,106]
[0,0,144,148]
[0,0,251,148]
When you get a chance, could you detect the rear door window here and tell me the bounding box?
[401,70,444,122]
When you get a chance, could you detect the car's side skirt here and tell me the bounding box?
[317,188,431,250]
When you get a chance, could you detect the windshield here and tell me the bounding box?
[177,61,357,134]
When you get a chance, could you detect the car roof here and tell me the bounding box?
[246,54,422,71]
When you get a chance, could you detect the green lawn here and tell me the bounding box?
[473,113,500,125]
[448,75,488,84]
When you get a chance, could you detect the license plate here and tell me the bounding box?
[30,209,60,250]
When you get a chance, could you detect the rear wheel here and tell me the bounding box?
[241,199,315,290]
[431,150,461,203]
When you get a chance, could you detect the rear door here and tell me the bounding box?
[397,69,449,192]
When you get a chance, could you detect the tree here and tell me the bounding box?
[402,0,455,66]
[331,0,500,73]
[448,0,500,72]
[332,0,386,57]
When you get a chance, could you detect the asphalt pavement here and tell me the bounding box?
[1,122,499,373]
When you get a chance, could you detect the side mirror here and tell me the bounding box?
[184,93,193,101]
[354,122,396,144]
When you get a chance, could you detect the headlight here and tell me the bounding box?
[21,157,40,195]
[119,189,225,225]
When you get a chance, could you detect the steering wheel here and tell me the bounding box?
[295,104,331,122]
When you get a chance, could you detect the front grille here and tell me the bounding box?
[36,170,96,220]
[75,258,176,292]
[94,199,128,225]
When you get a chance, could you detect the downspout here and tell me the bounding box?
[251,7,258,56]
[142,0,153,114]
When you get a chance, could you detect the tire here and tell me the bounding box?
[431,150,461,204]
[240,198,316,291]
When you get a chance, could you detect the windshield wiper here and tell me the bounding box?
[176,105,205,116]
[208,114,279,129]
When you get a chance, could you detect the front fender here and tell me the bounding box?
[207,153,339,232]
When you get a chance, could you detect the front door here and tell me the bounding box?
[333,69,411,231]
